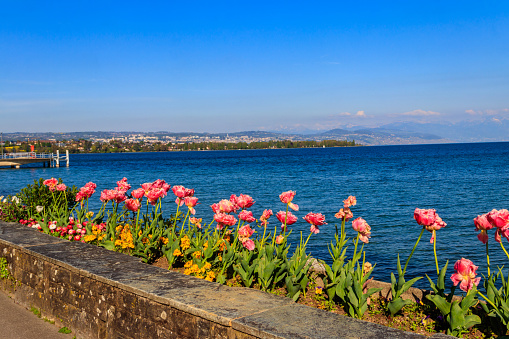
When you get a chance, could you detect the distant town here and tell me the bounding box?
[0,131,357,154]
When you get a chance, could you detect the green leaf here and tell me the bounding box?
[396,254,403,276]
[399,276,422,297]
[463,314,481,329]
[426,294,451,316]
[449,301,465,332]
[388,297,412,316]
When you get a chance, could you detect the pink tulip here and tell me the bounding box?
[335,208,353,221]
[239,210,256,223]
[303,212,326,234]
[116,177,131,191]
[275,235,284,245]
[414,208,437,227]
[184,196,199,214]
[259,209,273,226]
[76,183,96,201]
[487,209,509,228]
[100,189,116,202]
[151,179,166,189]
[172,185,194,199]
[43,178,59,191]
[147,189,164,205]
[214,213,237,229]
[495,227,509,243]
[211,199,235,213]
[125,198,141,212]
[414,208,446,243]
[132,188,145,199]
[233,194,255,209]
[343,196,357,208]
[275,211,298,230]
[241,239,255,251]
[450,258,481,292]
[85,182,97,190]
[279,191,299,211]
[352,217,371,243]
[238,225,255,238]
[141,182,153,192]
[474,213,493,244]
[56,184,67,191]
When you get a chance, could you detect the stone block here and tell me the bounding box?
[145,299,172,329]
[170,307,197,338]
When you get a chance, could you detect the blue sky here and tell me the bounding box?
[1,1,508,133]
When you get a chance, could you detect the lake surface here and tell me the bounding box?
[2,142,509,289]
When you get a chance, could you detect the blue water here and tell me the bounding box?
[2,142,509,289]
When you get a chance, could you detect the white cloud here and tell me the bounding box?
[399,109,441,117]
[334,110,367,118]
[465,108,509,116]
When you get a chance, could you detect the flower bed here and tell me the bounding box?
[1,177,509,338]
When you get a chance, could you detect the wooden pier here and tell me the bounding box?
[0,150,69,168]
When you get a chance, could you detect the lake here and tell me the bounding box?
[1,142,509,288]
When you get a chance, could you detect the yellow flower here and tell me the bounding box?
[203,241,208,250]
[203,262,211,270]
[217,256,222,262]
[180,235,191,250]
[148,234,153,239]
[138,230,142,237]
[205,271,216,282]
[86,211,94,218]
[173,249,182,257]
[184,269,191,275]
[192,251,202,259]
[205,271,216,281]
[184,261,193,268]
[190,264,199,274]
[160,237,169,245]
[116,225,123,232]
[83,234,97,242]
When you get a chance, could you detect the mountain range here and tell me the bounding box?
[2,118,509,146]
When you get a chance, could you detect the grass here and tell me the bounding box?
[58,327,72,334]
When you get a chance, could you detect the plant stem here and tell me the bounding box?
[477,291,498,310]
[486,240,491,277]
[433,230,439,276]
[403,228,425,276]
[500,240,509,261]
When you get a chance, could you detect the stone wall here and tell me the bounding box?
[0,222,450,339]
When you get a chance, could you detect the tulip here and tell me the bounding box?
[487,209,509,228]
[304,212,326,234]
[450,258,481,292]
[239,210,256,223]
[232,194,255,209]
[335,208,353,221]
[279,191,299,211]
[352,217,371,243]
[43,178,58,191]
[125,198,141,212]
[184,196,199,215]
[275,211,298,230]
[132,188,145,199]
[343,196,357,208]
[474,213,493,244]
[56,184,67,192]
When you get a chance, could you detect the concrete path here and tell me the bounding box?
[0,291,75,339]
